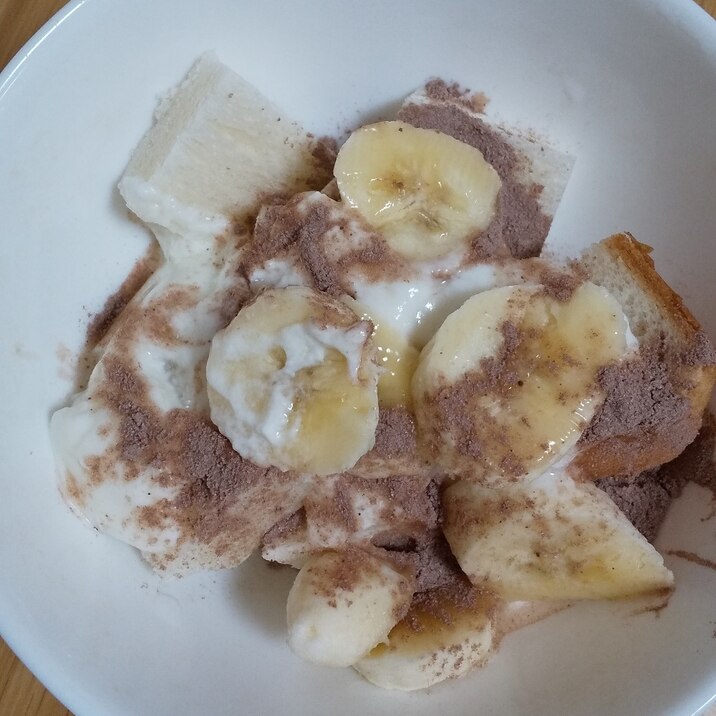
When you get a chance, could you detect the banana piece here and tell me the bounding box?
[287,550,414,667]
[354,584,494,690]
[442,470,674,600]
[412,282,630,481]
[334,121,501,262]
[207,286,379,476]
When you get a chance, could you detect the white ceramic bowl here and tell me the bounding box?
[1,1,715,714]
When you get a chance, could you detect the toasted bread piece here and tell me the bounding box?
[572,233,716,479]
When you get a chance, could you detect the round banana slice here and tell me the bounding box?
[442,471,674,601]
[412,282,630,481]
[334,121,501,262]
[287,549,415,667]
[354,583,494,690]
[207,286,379,476]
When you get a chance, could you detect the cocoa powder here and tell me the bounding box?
[372,407,418,457]
[596,413,716,541]
[85,244,161,348]
[381,530,466,593]
[422,320,525,473]
[245,193,407,293]
[580,340,690,446]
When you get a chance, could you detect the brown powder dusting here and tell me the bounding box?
[98,356,164,468]
[303,476,360,536]
[63,472,85,508]
[215,280,251,328]
[310,136,338,177]
[306,474,438,550]
[372,407,417,457]
[173,412,276,505]
[579,340,691,456]
[422,320,525,473]
[378,477,440,535]
[263,509,306,545]
[666,550,716,571]
[684,331,716,367]
[245,195,350,297]
[155,407,306,553]
[85,244,161,348]
[92,350,307,555]
[305,548,396,602]
[403,578,484,632]
[141,286,201,347]
[596,413,716,541]
[465,190,513,262]
[335,235,401,284]
[538,264,583,302]
[596,469,684,543]
[382,531,466,593]
[423,79,489,115]
[424,78,472,107]
[246,193,407,292]
[398,101,551,259]
[677,412,716,493]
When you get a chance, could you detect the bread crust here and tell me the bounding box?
[572,233,716,480]
[598,233,702,337]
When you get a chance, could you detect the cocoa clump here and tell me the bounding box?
[246,195,348,297]
[382,531,466,593]
[245,193,406,293]
[597,413,716,542]
[373,407,417,457]
[580,340,690,446]
[538,264,583,302]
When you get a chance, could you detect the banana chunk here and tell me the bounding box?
[412,282,630,481]
[207,286,379,475]
[442,471,674,600]
[354,583,494,690]
[287,550,414,667]
[334,121,501,263]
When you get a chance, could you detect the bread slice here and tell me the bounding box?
[119,53,332,250]
[397,82,573,259]
[572,233,716,479]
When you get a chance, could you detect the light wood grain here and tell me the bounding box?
[0,0,69,70]
[0,8,73,716]
[0,639,71,716]
[1,0,715,715]
[695,0,716,17]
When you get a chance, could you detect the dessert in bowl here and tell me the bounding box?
[50,54,716,692]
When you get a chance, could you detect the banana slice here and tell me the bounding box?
[207,286,379,475]
[334,121,501,262]
[354,583,494,690]
[412,282,630,481]
[287,550,415,667]
[442,471,674,600]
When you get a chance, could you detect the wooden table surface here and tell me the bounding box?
[1,0,715,714]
